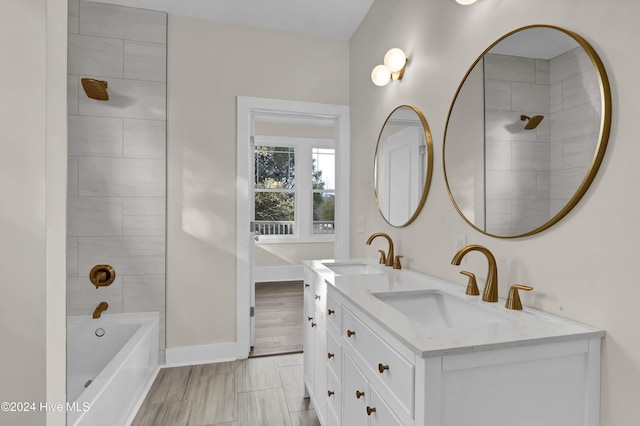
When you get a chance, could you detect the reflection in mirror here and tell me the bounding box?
[374,105,433,227]
[444,25,611,238]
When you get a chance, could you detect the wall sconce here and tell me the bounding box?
[371,48,408,86]
[455,0,478,4]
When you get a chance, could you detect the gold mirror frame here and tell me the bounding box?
[443,25,611,238]
[374,105,434,227]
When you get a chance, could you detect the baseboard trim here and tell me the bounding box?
[164,342,240,367]
[254,265,303,283]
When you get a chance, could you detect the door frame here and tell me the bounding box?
[236,96,350,358]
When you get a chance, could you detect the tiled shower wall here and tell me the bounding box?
[67,0,167,358]
[483,48,598,235]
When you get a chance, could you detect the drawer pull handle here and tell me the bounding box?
[378,363,389,374]
[328,309,335,315]
[367,406,377,416]
[305,283,310,288]
[347,329,356,337]
[311,322,316,328]
[328,352,335,359]
[328,390,335,397]
[355,390,365,399]
[315,294,321,300]
[307,316,313,321]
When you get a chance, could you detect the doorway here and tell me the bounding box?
[236,97,350,358]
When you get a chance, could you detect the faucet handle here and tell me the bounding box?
[393,255,404,270]
[460,271,480,296]
[505,284,533,310]
[377,249,387,265]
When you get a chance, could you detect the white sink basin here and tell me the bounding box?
[322,262,384,275]
[373,289,507,327]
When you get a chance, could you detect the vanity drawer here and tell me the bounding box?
[326,367,341,421]
[327,331,342,378]
[326,293,342,332]
[342,307,415,418]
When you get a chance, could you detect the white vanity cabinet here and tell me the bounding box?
[304,260,605,426]
[303,268,329,425]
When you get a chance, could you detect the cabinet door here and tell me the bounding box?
[368,387,403,426]
[343,352,369,426]
[314,310,327,425]
[303,298,315,393]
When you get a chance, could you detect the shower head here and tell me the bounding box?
[81,78,109,101]
[520,114,544,130]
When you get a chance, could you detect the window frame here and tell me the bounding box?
[253,136,335,244]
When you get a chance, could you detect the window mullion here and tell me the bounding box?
[297,144,312,239]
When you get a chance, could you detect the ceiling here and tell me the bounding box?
[93,0,375,40]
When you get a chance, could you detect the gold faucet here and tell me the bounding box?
[451,245,498,302]
[93,301,109,319]
[366,232,394,267]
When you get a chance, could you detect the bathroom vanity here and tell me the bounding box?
[303,260,604,426]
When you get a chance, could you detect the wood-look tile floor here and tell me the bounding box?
[132,353,320,426]
[251,281,304,357]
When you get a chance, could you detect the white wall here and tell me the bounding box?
[349,0,639,424]
[0,0,67,425]
[166,16,349,348]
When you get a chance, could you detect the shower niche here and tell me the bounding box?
[444,25,611,238]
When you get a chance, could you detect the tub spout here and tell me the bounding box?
[93,302,109,319]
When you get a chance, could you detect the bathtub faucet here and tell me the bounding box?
[93,302,109,319]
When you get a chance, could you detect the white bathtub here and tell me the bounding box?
[67,312,160,426]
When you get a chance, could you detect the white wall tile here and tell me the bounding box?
[549,47,593,84]
[69,0,80,34]
[124,40,166,82]
[68,74,79,115]
[550,167,588,199]
[68,196,123,237]
[484,54,536,83]
[124,119,166,159]
[535,59,549,85]
[78,236,165,276]
[67,276,123,316]
[512,141,551,171]
[485,110,538,142]
[122,274,165,312]
[561,70,600,111]
[78,77,166,120]
[511,82,550,113]
[550,80,562,114]
[564,132,598,169]
[67,237,79,277]
[68,34,124,78]
[123,197,166,236]
[485,199,512,232]
[68,156,79,196]
[79,157,165,197]
[550,102,595,142]
[79,1,167,44]
[485,139,512,171]
[511,199,551,230]
[484,79,511,111]
[68,115,123,157]
[486,170,537,200]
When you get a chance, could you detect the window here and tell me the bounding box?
[254,137,335,242]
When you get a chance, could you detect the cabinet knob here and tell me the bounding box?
[355,390,365,399]
[315,294,321,300]
[328,352,335,359]
[328,390,335,397]
[347,329,356,337]
[307,316,313,321]
[327,309,335,315]
[378,363,389,374]
[367,406,377,415]
[311,322,316,328]
[305,283,310,288]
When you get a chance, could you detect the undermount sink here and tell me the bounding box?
[322,262,384,275]
[373,289,507,328]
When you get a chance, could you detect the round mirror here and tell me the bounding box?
[444,25,611,238]
[374,105,434,227]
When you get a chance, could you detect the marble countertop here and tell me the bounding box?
[304,259,605,358]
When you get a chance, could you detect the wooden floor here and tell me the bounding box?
[132,353,320,426]
[251,281,304,357]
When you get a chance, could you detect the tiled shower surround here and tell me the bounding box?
[484,48,601,235]
[66,0,167,359]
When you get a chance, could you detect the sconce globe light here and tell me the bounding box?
[455,0,478,4]
[371,48,408,86]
